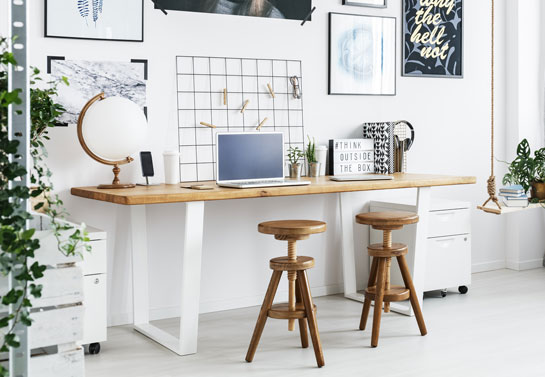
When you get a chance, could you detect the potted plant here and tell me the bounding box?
[503,139,545,200]
[287,146,303,179]
[305,136,320,177]
[0,37,88,374]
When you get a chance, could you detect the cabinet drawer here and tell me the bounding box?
[424,235,471,292]
[82,274,107,344]
[428,208,470,237]
[80,239,107,275]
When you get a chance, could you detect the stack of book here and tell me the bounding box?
[499,185,528,207]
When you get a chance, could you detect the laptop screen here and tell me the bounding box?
[217,133,284,182]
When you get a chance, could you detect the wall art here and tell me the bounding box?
[176,55,305,182]
[403,0,463,77]
[329,13,396,96]
[342,0,386,8]
[48,58,147,125]
[155,0,312,21]
[45,0,144,42]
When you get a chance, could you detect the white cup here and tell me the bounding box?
[315,146,328,176]
[163,150,180,184]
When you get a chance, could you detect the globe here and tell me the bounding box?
[82,96,147,161]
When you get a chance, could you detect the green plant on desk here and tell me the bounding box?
[287,146,303,165]
[305,135,317,163]
[503,139,545,200]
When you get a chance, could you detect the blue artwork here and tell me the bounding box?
[329,13,396,95]
[77,0,103,24]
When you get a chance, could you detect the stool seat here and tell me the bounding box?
[258,220,326,237]
[368,243,408,257]
[356,211,419,230]
[364,285,410,302]
[270,256,315,271]
[268,303,317,320]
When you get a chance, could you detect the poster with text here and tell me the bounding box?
[403,0,463,77]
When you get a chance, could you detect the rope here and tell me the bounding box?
[480,0,501,213]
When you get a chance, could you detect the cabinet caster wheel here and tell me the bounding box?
[458,286,468,294]
[440,289,447,298]
[88,343,101,355]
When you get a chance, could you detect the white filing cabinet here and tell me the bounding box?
[370,198,471,296]
[78,225,107,354]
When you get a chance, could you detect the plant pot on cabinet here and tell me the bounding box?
[308,162,321,177]
[289,163,302,179]
[531,182,545,200]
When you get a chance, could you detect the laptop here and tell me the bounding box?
[216,132,311,189]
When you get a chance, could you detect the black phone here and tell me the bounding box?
[140,152,154,183]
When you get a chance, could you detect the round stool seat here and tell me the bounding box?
[259,220,326,237]
[270,256,315,271]
[368,243,408,257]
[364,285,410,302]
[356,211,419,230]
[268,302,317,320]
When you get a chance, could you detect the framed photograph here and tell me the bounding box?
[328,13,396,96]
[45,0,144,42]
[155,0,312,21]
[342,0,387,8]
[403,0,463,78]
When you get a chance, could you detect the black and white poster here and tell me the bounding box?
[403,0,463,78]
[155,0,312,21]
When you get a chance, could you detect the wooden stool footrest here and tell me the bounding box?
[268,303,317,320]
[368,243,408,257]
[270,256,315,271]
[364,285,410,302]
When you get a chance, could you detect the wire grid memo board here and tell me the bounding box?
[176,55,305,182]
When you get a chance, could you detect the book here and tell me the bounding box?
[502,196,529,208]
[499,185,524,194]
[499,192,527,198]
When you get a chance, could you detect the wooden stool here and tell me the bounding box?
[356,211,427,347]
[246,220,326,368]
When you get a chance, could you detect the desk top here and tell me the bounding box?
[70,174,476,206]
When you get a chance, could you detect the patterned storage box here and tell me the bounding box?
[362,122,395,174]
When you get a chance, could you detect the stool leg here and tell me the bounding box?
[371,258,387,348]
[397,255,427,336]
[296,280,309,348]
[384,257,391,313]
[246,270,282,362]
[360,257,379,331]
[297,270,324,368]
[287,240,297,331]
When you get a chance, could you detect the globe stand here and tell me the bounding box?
[77,93,138,190]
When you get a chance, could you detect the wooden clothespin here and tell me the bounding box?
[223,88,227,106]
[256,117,268,131]
[241,99,250,113]
[200,121,216,129]
[267,83,275,98]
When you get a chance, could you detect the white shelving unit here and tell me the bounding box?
[370,198,472,296]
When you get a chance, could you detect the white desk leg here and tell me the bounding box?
[340,192,366,302]
[391,187,431,316]
[131,202,205,356]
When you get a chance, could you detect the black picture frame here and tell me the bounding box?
[402,0,463,78]
[44,0,144,42]
[328,12,397,96]
[342,0,387,8]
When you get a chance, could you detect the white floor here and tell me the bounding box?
[86,269,545,377]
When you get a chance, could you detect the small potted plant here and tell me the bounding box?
[305,136,320,177]
[287,146,303,179]
[503,139,545,200]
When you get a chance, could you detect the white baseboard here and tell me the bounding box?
[506,258,545,271]
[472,260,505,273]
[108,283,344,327]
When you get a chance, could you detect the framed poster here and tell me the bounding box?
[342,0,386,8]
[45,0,144,42]
[329,13,396,96]
[403,0,463,78]
[155,0,312,21]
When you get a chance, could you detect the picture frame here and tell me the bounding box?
[342,0,387,8]
[402,0,463,78]
[44,0,144,42]
[328,13,396,96]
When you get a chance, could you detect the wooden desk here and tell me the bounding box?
[71,174,476,355]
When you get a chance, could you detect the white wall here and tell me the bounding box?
[1,0,514,325]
